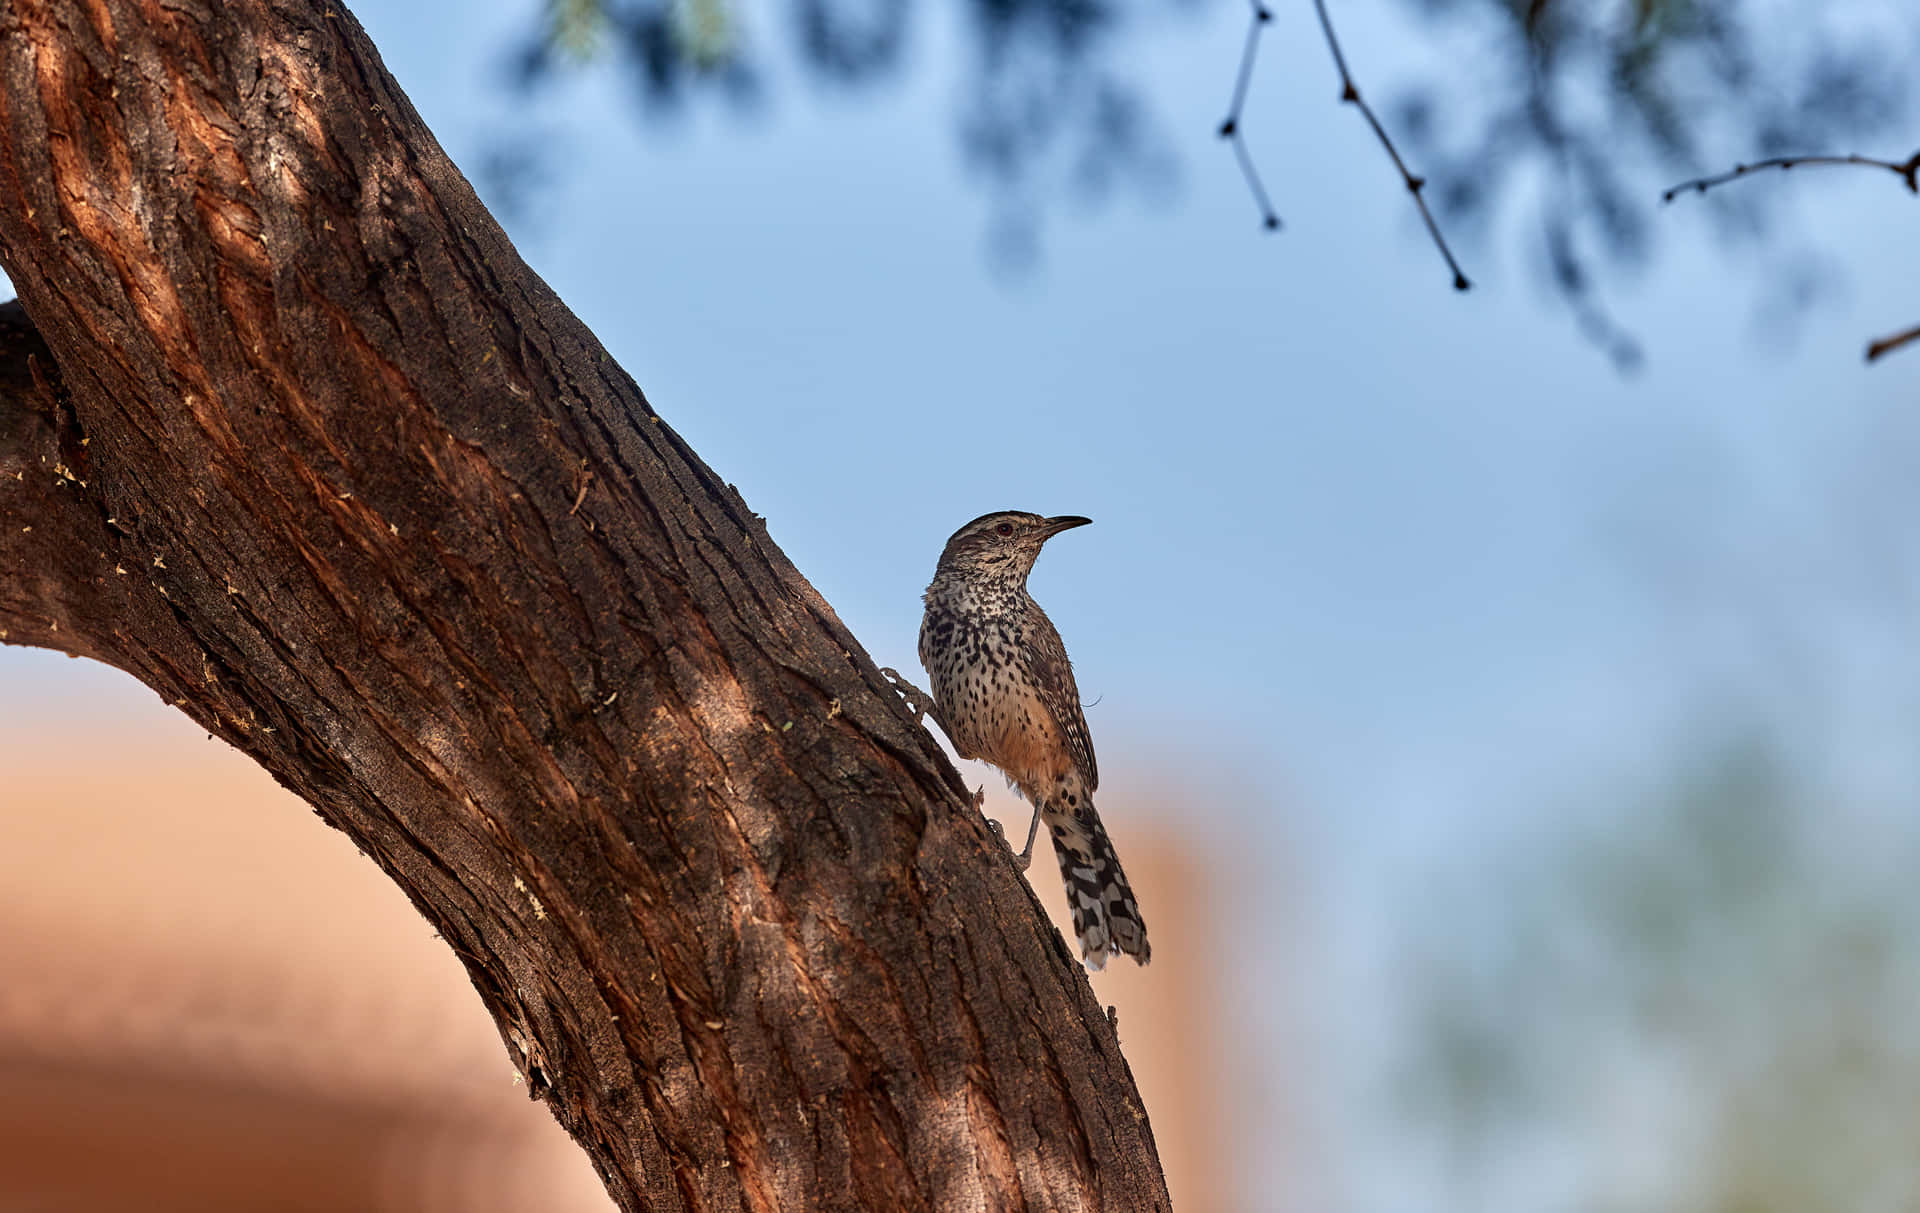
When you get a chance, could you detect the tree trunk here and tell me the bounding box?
[0,2,1169,1210]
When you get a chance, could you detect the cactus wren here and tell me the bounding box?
[883,511,1149,969]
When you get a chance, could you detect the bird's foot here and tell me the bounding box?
[984,816,1034,871]
[879,667,934,724]
[1012,805,1040,872]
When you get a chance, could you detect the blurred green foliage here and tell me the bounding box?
[1399,731,1920,1211]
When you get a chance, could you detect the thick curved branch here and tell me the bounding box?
[0,2,1168,1211]
[0,301,209,680]
[0,299,99,651]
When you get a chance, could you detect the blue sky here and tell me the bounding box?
[326,0,1920,897]
[7,0,1920,1207]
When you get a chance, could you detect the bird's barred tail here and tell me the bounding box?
[1042,785,1149,969]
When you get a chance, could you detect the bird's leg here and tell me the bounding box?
[1012,804,1042,872]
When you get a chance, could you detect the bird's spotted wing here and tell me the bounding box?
[1024,612,1098,791]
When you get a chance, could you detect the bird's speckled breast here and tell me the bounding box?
[920,593,1070,790]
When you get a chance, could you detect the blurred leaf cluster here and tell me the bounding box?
[505,0,1173,261]
[497,0,1920,351]
[1393,0,1917,364]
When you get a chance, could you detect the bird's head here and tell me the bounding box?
[931,511,1091,586]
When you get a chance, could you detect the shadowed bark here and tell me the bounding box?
[0,2,1168,1210]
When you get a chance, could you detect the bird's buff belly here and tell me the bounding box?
[946,684,1071,793]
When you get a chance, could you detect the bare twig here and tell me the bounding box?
[1216,0,1470,289]
[1217,2,1281,231]
[1866,322,1920,364]
[1309,0,1470,290]
[1662,151,1920,203]
[1664,150,1920,367]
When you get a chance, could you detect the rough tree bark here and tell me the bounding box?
[0,2,1169,1210]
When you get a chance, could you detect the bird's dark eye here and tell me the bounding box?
[995,523,1014,536]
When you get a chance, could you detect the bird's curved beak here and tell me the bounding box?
[1042,515,1092,537]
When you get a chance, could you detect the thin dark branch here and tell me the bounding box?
[1215,0,1469,286]
[1229,131,1280,230]
[1662,151,1920,202]
[1217,3,1281,231]
[1662,150,1920,367]
[1866,322,1920,363]
[1309,0,1470,290]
